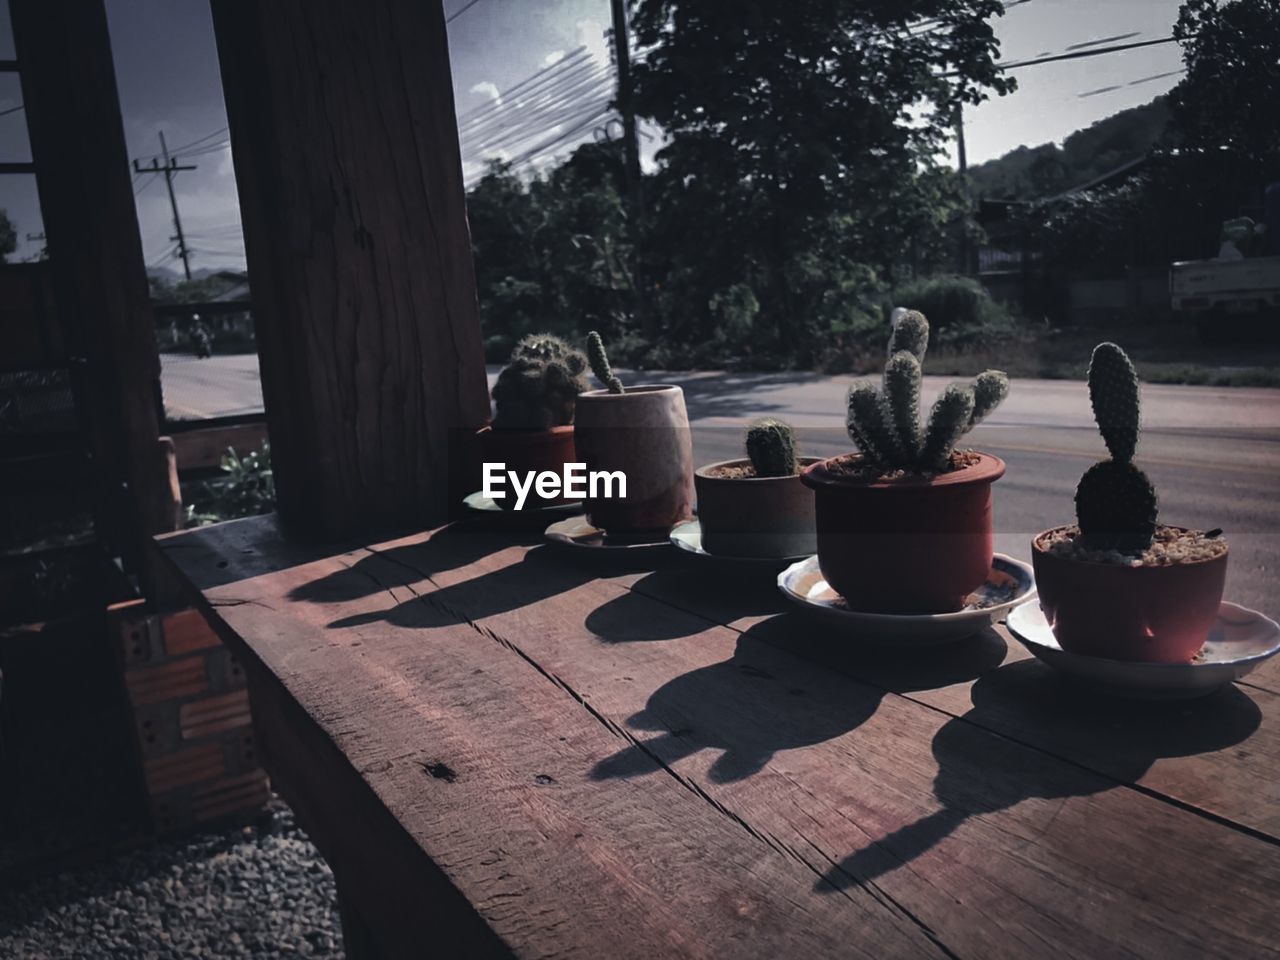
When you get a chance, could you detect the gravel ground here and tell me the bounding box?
[0,800,343,959]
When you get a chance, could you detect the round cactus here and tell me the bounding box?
[745,418,798,477]
[491,334,589,430]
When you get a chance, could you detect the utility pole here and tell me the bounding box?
[609,0,648,327]
[133,131,196,279]
[955,103,972,277]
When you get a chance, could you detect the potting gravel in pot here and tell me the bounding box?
[1032,343,1228,664]
[572,331,694,533]
[801,309,1010,614]
[695,418,819,558]
[479,334,587,509]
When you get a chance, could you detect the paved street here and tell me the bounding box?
[162,355,1280,611]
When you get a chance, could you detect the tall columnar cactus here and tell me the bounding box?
[490,333,589,430]
[1075,343,1158,548]
[586,330,625,394]
[845,309,1008,472]
[745,418,798,477]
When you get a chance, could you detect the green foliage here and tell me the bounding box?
[745,417,798,477]
[185,442,275,526]
[846,309,1008,473]
[491,333,588,430]
[891,275,1011,333]
[0,208,15,263]
[1075,343,1158,548]
[586,330,624,394]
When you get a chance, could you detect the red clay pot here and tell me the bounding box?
[694,457,820,558]
[800,453,1005,614]
[477,425,577,510]
[1031,526,1228,663]
[574,385,694,533]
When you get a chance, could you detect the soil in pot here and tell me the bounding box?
[802,451,1004,614]
[573,385,694,533]
[477,425,577,510]
[1032,524,1229,664]
[695,457,819,558]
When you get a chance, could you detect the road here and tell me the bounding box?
[162,356,1279,611]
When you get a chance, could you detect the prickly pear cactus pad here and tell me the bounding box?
[842,309,1007,474]
[745,418,799,477]
[1088,342,1140,463]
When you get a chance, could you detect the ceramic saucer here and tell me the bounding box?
[1007,600,1280,699]
[544,515,674,556]
[777,553,1036,645]
[669,519,810,564]
[463,490,581,515]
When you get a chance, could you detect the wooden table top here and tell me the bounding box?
[156,515,1280,960]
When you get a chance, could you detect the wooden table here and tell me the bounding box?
[156,515,1280,960]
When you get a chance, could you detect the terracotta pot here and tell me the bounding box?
[1031,526,1228,663]
[695,458,820,558]
[800,453,1005,614]
[477,425,577,510]
[573,385,694,532]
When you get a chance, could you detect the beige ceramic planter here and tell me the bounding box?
[695,458,820,558]
[573,385,694,532]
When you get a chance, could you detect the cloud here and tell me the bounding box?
[544,50,566,66]
[470,80,502,105]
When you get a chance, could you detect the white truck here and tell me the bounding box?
[1170,216,1280,341]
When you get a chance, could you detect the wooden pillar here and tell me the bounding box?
[10,0,181,572]
[209,0,490,541]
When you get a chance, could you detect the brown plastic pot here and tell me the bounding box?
[800,453,1005,614]
[477,425,577,510]
[1031,526,1228,663]
[695,458,820,558]
[573,385,694,533]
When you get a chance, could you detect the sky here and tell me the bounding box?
[0,0,1189,268]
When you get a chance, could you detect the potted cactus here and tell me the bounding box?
[572,331,694,532]
[480,334,588,509]
[694,418,820,558]
[1032,343,1228,663]
[801,309,1010,613]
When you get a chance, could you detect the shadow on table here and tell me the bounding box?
[819,659,1262,891]
[591,620,1005,785]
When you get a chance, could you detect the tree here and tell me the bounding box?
[0,208,16,263]
[629,0,1014,358]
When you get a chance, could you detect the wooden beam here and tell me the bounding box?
[10,0,180,570]
[209,0,490,540]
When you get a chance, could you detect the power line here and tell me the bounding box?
[446,0,485,24]
[998,35,1180,72]
[165,125,229,155]
[0,102,23,117]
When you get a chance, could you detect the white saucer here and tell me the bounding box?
[463,490,581,515]
[777,553,1035,646]
[1007,600,1280,699]
[544,515,673,556]
[669,519,810,564]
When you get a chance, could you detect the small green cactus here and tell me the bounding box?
[586,330,624,394]
[1074,343,1158,549]
[845,309,1007,472]
[745,418,798,477]
[490,333,589,430]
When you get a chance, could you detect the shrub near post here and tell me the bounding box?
[802,309,1010,613]
[573,332,694,532]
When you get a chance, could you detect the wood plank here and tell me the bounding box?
[344,527,1280,959]
[170,420,268,473]
[161,517,1280,959]
[630,557,1280,838]
[208,0,490,539]
[157,521,949,960]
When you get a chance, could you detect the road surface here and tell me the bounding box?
[162,356,1279,611]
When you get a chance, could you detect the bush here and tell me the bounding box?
[890,275,1011,332]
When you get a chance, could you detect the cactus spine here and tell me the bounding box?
[745,418,798,477]
[844,309,1007,472]
[1074,343,1158,549]
[491,333,589,430]
[586,330,625,394]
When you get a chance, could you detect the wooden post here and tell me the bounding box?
[10,0,181,572]
[209,0,490,540]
